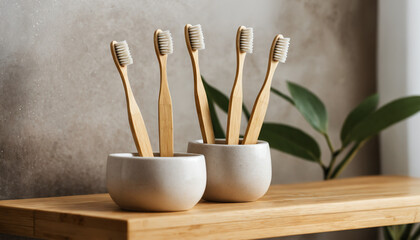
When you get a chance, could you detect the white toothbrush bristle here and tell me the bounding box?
[188,24,205,50]
[273,37,290,63]
[240,27,253,53]
[114,40,133,66]
[158,30,173,55]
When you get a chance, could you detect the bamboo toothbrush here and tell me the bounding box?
[226,26,253,145]
[185,24,215,144]
[110,40,154,157]
[154,29,174,157]
[242,34,290,145]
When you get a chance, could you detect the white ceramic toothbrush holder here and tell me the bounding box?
[106,153,206,211]
[187,139,272,202]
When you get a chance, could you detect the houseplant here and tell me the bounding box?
[203,76,420,240]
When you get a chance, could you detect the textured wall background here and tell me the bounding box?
[0,0,377,239]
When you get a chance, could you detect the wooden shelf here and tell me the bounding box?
[1,176,420,239]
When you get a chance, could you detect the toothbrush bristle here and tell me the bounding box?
[158,30,173,55]
[115,40,133,66]
[273,37,290,63]
[240,27,253,53]
[188,24,205,50]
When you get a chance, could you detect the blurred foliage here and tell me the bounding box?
[203,75,420,240]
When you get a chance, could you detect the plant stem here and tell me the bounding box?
[383,226,393,240]
[322,133,342,180]
[401,224,414,240]
[326,151,340,179]
[319,161,328,179]
[409,224,420,240]
[323,133,335,153]
[330,140,366,179]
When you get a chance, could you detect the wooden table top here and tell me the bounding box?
[1,176,420,239]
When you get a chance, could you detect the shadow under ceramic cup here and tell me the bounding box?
[187,139,272,202]
[106,153,206,212]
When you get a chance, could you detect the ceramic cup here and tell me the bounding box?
[106,153,206,211]
[187,139,272,202]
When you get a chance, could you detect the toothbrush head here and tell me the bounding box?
[188,24,205,50]
[240,27,253,53]
[114,40,133,66]
[157,30,173,55]
[273,35,290,63]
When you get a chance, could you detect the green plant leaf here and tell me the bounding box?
[259,123,321,162]
[202,76,251,120]
[401,224,414,240]
[383,226,394,240]
[202,77,229,113]
[271,87,295,105]
[208,98,225,139]
[345,96,420,144]
[242,103,251,120]
[330,140,365,179]
[385,225,413,240]
[409,224,420,240]
[287,81,328,133]
[341,94,379,146]
[201,77,225,139]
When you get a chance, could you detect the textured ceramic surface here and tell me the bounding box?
[106,153,206,211]
[187,139,271,202]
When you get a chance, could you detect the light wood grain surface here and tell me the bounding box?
[1,176,420,239]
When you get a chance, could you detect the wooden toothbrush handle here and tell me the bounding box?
[110,41,153,157]
[158,56,174,157]
[226,53,245,145]
[242,63,278,145]
[191,51,215,144]
[121,69,154,157]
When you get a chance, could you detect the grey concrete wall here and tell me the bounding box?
[0,0,378,239]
